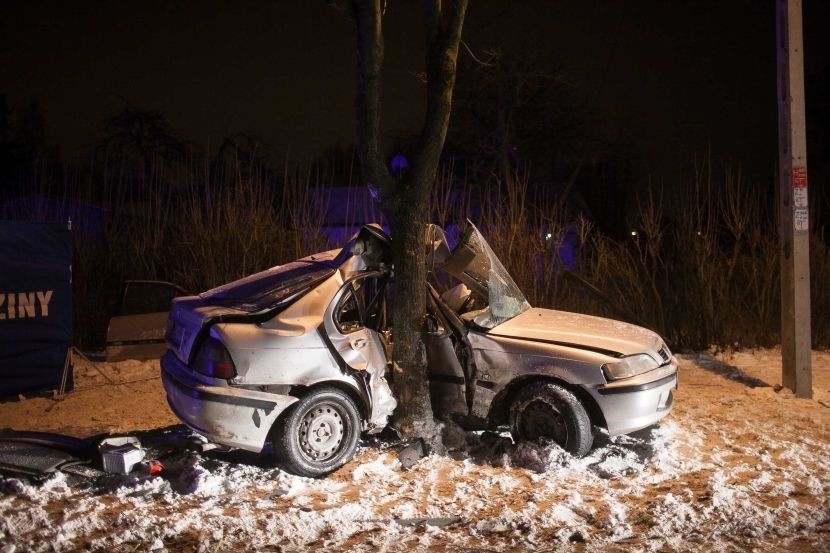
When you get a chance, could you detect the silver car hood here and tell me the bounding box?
[486,307,665,359]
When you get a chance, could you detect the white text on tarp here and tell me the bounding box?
[0,291,54,320]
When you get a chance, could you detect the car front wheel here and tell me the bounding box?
[509,382,593,457]
[274,387,361,477]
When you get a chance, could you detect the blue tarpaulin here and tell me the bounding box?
[0,221,73,396]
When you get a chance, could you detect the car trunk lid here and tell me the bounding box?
[165,297,243,364]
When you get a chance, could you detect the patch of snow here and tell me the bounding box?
[1,349,829,551]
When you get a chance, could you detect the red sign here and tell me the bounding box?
[793,166,808,188]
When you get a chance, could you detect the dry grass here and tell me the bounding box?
[3,150,829,351]
[447,156,827,351]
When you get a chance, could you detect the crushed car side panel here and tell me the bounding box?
[161,351,298,451]
[219,273,345,384]
[464,331,608,420]
[322,271,396,430]
[161,224,397,453]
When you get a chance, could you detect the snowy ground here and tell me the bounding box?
[1,349,829,552]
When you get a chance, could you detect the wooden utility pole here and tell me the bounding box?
[777,0,812,398]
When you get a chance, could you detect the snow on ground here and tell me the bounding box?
[1,349,829,552]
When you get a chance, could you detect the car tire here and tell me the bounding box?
[273,387,361,477]
[509,382,593,457]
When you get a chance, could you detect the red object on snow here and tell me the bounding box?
[148,460,164,475]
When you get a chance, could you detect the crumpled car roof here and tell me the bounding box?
[200,258,339,313]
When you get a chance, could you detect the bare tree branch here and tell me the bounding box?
[413,0,468,191]
[351,0,390,196]
[460,40,496,67]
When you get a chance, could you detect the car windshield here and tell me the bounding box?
[455,223,531,328]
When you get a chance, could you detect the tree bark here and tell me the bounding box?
[341,0,468,450]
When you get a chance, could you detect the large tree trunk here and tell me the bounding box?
[387,204,436,446]
[339,0,468,450]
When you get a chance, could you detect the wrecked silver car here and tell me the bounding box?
[161,223,677,477]
[162,225,396,477]
[424,223,676,458]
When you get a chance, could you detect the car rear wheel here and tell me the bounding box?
[274,387,361,477]
[509,382,593,457]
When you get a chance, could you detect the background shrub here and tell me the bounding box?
[3,150,828,352]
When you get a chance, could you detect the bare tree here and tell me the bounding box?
[449,50,596,195]
[103,107,186,179]
[333,0,468,449]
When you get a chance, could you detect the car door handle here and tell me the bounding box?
[353,338,366,349]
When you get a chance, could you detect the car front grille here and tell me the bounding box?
[657,345,671,363]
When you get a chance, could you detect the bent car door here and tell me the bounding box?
[435,222,533,417]
[323,272,396,429]
[425,285,472,417]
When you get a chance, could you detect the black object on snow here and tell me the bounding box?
[397,439,426,470]
[0,441,85,477]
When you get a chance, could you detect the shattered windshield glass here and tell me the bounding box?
[457,223,531,328]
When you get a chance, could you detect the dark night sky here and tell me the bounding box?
[2,1,828,183]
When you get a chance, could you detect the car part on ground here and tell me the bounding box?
[0,430,149,478]
[0,441,84,477]
[98,436,146,474]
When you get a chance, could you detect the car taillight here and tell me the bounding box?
[193,337,237,379]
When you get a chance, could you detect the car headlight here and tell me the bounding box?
[602,354,659,381]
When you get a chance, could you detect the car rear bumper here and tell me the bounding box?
[160,351,298,452]
[590,362,678,436]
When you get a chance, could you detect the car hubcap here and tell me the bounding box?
[299,404,344,461]
[520,399,567,445]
